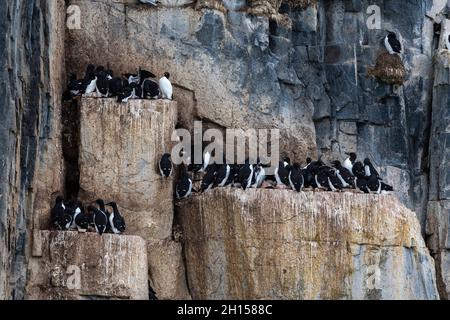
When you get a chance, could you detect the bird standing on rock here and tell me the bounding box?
[343,152,357,173]
[159,72,173,100]
[176,164,193,199]
[363,158,381,180]
[106,202,126,234]
[91,199,109,235]
[51,196,71,230]
[332,160,355,188]
[215,163,231,187]
[159,153,173,178]
[201,164,217,193]
[275,157,291,188]
[384,32,402,55]
[289,163,304,192]
[238,160,254,191]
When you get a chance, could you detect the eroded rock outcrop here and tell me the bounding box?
[77,98,191,299]
[426,19,450,299]
[65,0,318,160]
[0,0,66,299]
[27,231,149,300]
[178,189,439,299]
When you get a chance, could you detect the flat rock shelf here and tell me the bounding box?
[178,189,439,300]
[27,231,149,300]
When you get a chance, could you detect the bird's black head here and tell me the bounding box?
[363,158,371,165]
[283,157,291,165]
[345,152,357,162]
[86,64,95,73]
[306,157,312,164]
[332,160,341,167]
[55,196,64,204]
[164,72,170,79]
[106,201,117,207]
[95,66,105,74]
[388,31,396,37]
[95,199,105,207]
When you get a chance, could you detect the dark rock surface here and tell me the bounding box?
[0,0,65,299]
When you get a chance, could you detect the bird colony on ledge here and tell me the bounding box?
[51,198,126,236]
[63,64,173,102]
[157,152,394,200]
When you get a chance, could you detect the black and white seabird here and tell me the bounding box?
[96,70,111,97]
[303,158,324,189]
[109,77,125,97]
[351,161,366,179]
[327,169,344,192]
[289,163,304,192]
[65,200,89,232]
[65,73,84,99]
[88,205,107,235]
[66,200,82,230]
[231,164,242,188]
[380,181,394,192]
[51,196,69,230]
[251,162,266,188]
[73,205,90,232]
[215,163,231,187]
[143,79,160,99]
[159,72,173,100]
[363,158,381,180]
[159,153,173,178]
[274,157,291,188]
[176,165,193,199]
[384,32,402,55]
[93,199,109,235]
[124,73,140,85]
[106,202,126,234]
[117,85,134,103]
[343,152,357,173]
[203,151,211,173]
[367,174,382,194]
[201,165,217,193]
[332,160,355,188]
[355,177,370,194]
[238,161,254,190]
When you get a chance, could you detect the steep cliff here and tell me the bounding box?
[425,21,450,299]
[0,0,65,299]
[0,0,449,300]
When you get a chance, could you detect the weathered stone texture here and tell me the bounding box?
[179,189,439,300]
[78,98,177,240]
[27,231,149,300]
[425,26,450,298]
[0,0,66,299]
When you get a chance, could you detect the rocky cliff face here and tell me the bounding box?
[178,189,438,299]
[0,0,449,299]
[0,0,65,299]
[63,0,450,298]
